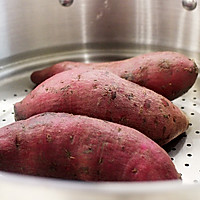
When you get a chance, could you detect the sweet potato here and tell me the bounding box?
[0,112,180,181]
[14,70,189,145]
[31,51,198,100]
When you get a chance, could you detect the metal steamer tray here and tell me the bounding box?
[0,45,199,190]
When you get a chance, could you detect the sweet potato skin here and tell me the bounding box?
[30,51,198,100]
[15,70,189,145]
[0,112,180,181]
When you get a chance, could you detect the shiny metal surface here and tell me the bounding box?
[182,0,197,11]
[59,0,74,7]
[0,0,200,199]
[0,0,200,61]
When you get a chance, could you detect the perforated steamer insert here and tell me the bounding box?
[0,47,199,184]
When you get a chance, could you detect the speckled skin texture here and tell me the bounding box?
[0,112,180,181]
[30,51,198,100]
[15,70,189,145]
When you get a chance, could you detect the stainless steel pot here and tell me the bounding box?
[0,0,200,199]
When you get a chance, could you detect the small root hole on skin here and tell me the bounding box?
[15,135,20,148]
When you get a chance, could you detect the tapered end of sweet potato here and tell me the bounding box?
[14,103,25,121]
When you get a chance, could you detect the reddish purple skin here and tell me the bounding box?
[15,70,189,145]
[0,112,180,181]
[30,51,198,100]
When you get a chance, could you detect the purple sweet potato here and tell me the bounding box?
[31,51,198,100]
[14,69,189,145]
[0,112,180,181]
